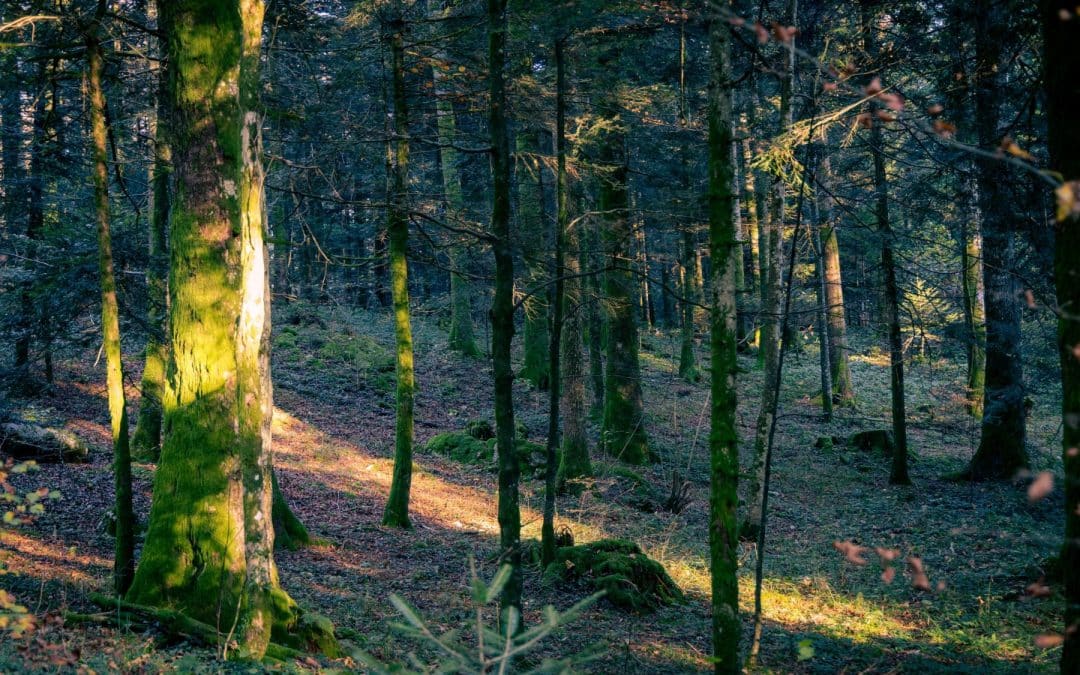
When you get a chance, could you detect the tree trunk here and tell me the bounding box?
[127,0,309,658]
[382,8,415,529]
[860,0,910,485]
[133,27,171,461]
[744,0,795,538]
[433,42,480,357]
[676,13,699,382]
[541,38,569,567]
[598,94,648,465]
[586,221,605,415]
[87,16,134,594]
[706,4,739,670]
[813,155,854,404]
[1040,3,1080,670]
[966,0,1028,480]
[810,153,833,422]
[516,127,551,391]
[487,0,522,626]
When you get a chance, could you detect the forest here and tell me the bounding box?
[1,0,1079,672]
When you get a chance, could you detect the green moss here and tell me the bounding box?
[424,432,493,464]
[546,539,684,612]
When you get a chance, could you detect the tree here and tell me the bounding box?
[382,1,417,530]
[132,18,170,461]
[964,0,1028,480]
[816,154,854,404]
[706,2,739,670]
[516,125,551,391]
[861,0,910,485]
[1040,2,1080,670]
[597,86,649,466]
[487,0,523,626]
[126,0,313,656]
[86,2,133,594]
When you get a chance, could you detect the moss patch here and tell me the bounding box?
[424,432,492,464]
[543,539,684,612]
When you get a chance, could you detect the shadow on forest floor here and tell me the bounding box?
[0,304,1066,672]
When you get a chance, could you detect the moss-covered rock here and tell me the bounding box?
[424,432,493,464]
[544,539,684,612]
[465,419,494,440]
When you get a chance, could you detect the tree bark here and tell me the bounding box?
[516,127,551,391]
[965,0,1028,480]
[1040,3,1080,671]
[86,7,134,597]
[127,0,311,658]
[706,3,739,670]
[487,0,522,627]
[382,7,416,529]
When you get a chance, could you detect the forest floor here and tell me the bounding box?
[0,299,1067,673]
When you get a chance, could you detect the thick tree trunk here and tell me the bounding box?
[966,0,1028,480]
[133,32,170,461]
[706,4,739,670]
[382,9,415,529]
[487,0,522,626]
[86,11,134,597]
[1041,3,1080,671]
[127,0,311,658]
[598,95,648,465]
[816,155,854,403]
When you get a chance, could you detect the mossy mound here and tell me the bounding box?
[543,539,684,612]
[424,432,493,464]
[465,419,495,440]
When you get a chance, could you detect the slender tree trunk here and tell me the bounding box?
[706,3,739,670]
[810,153,833,421]
[1041,3,1080,671]
[127,0,312,657]
[744,0,795,538]
[814,155,854,403]
[961,216,986,418]
[87,12,134,596]
[382,8,415,529]
[541,38,570,566]
[677,15,699,382]
[860,0,910,485]
[966,0,1028,480]
[598,94,648,465]
[487,0,522,626]
[586,221,605,414]
[133,27,171,460]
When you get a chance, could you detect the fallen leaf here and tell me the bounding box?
[1028,471,1054,502]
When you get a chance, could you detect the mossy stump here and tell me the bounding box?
[542,539,684,612]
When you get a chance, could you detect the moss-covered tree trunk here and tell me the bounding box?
[965,0,1028,480]
[432,26,480,357]
[382,7,415,529]
[706,4,739,669]
[1041,3,1080,671]
[133,26,171,461]
[87,11,134,595]
[127,0,303,658]
[960,218,986,418]
[516,127,550,391]
[598,94,648,465]
[487,0,522,626]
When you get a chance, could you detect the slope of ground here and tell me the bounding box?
[0,301,1065,673]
